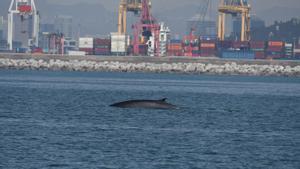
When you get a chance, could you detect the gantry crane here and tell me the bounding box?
[132,0,160,56]
[218,0,251,41]
[118,0,143,34]
[7,0,40,50]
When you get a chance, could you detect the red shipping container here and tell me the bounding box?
[219,40,233,49]
[168,50,183,56]
[232,41,249,49]
[295,53,300,58]
[80,48,94,55]
[200,48,216,52]
[94,48,110,52]
[267,47,283,52]
[200,51,215,57]
[250,41,265,49]
[168,44,182,50]
[255,51,265,59]
[266,54,283,59]
[94,38,111,46]
[200,43,216,48]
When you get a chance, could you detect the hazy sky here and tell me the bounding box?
[0,0,299,36]
[44,0,300,12]
[1,0,299,14]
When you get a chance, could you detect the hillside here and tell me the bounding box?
[252,18,300,42]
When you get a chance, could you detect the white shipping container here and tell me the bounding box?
[68,50,86,56]
[285,43,293,47]
[294,49,300,53]
[111,33,128,53]
[79,37,94,48]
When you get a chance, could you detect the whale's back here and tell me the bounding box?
[110,99,177,110]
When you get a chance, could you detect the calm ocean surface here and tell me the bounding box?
[0,70,299,169]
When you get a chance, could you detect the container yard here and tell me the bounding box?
[1,0,300,61]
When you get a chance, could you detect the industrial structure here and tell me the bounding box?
[118,0,143,35]
[3,0,299,60]
[132,0,160,56]
[7,0,40,50]
[184,0,211,57]
[116,0,170,56]
[218,0,251,41]
[189,0,211,36]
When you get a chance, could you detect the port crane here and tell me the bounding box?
[118,0,143,34]
[7,0,40,50]
[218,0,251,41]
[132,0,160,56]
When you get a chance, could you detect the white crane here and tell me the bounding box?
[7,0,39,50]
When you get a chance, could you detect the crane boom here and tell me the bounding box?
[189,0,210,35]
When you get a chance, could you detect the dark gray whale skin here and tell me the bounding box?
[110,98,178,110]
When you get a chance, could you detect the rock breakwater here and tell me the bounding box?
[0,58,300,76]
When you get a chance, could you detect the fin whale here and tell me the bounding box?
[110,98,178,110]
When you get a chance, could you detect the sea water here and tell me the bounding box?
[0,70,299,169]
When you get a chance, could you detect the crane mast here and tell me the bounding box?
[218,0,251,41]
[118,0,143,34]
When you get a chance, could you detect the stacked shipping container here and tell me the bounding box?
[94,38,111,55]
[218,40,233,49]
[284,43,293,58]
[218,41,255,60]
[294,44,300,58]
[75,35,298,60]
[250,41,265,59]
[183,35,200,57]
[167,40,183,56]
[266,41,284,59]
[79,37,94,55]
[111,33,128,56]
[200,40,216,57]
[232,41,249,50]
[220,50,255,59]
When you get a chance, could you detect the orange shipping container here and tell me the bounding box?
[201,43,215,48]
[268,41,283,47]
[168,44,182,50]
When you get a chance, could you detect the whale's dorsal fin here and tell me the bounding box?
[160,98,167,102]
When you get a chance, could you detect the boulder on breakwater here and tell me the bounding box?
[0,57,300,76]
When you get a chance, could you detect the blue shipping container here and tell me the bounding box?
[220,50,255,59]
[170,39,182,44]
[16,48,27,53]
[94,52,111,55]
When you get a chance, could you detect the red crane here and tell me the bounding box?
[132,0,160,56]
